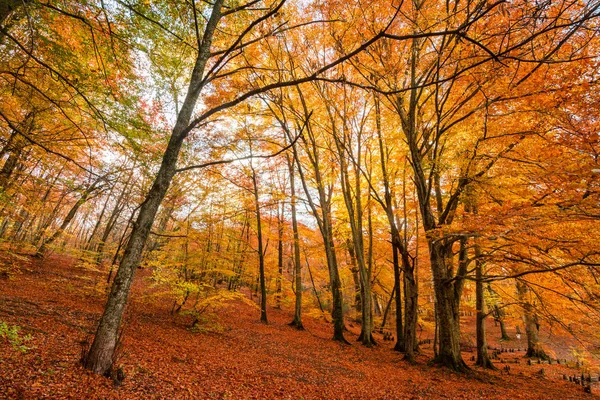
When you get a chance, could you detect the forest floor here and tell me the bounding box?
[0,251,598,399]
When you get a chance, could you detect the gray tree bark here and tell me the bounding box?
[287,153,303,329]
[84,0,225,375]
[288,90,347,343]
[517,280,548,360]
[35,177,102,258]
[251,165,268,324]
[475,244,494,369]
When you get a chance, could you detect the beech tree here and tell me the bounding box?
[84,0,412,373]
[3,0,600,380]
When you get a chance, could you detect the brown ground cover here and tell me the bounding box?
[1,253,597,399]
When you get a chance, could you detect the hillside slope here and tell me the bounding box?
[0,253,596,399]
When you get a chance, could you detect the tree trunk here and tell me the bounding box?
[403,256,418,362]
[373,294,382,317]
[289,99,347,343]
[517,281,548,359]
[380,282,396,332]
[324,227,347,343]
[335,126,372,346]
[373,96,406,351]
[276,201,283,310]
[35,181,99,258]
[84,0,224,375]
[488,284,510,341]
[287,154,303,329]
[495,307,510,341]
[86,185,116,250]
[251,167,268,324]
[305,249,325,314]
[347,239,362,317]
[475,245,494,369]
[429,240,468,371]
[95,182,131,264]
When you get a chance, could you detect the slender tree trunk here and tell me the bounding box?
[289,107,347,343]
[373,294,382,317]
[95,181,131,264]
[392,241,404,351]
[475,244,494,369]
[347,240,362,316]
[380,282,396,332]
[493,304,510,341]
[334,114,372,346]
[287,154,303,329]
[86,185,116,250]
[276,201,283,309]
[84,1,224,375]
[304,250,325,314]
[35,181,100,258]
[372,96,408,351]
[324,224,346,342]
[403,256,418,362]
[401,163,418,361]
[251,167,268,324]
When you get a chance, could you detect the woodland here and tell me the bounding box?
[0,0,600,398]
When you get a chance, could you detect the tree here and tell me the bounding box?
[85,0,407,373]
[286,151,304,329]
[85,0,227,375]
[249,158,268,324]
[35,174,105,258]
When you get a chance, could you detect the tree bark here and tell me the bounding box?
[305,249,325,314]
[251,166,268,324]
[95,180,132,264]
[35,179,101,258]
[380,282,396,332]
[347,239,362,317]
[401,159,418,361]
[85,186,114,250]
[276,201,283,309]
[287,154,303,329]
[373,96,407,351]
[0,114,32,191]
[494,305,510,341]
[403,255,418,362]
[428,239,468,371]
[517,280,548,359]
[84,0,224,375]
[475,244,494,369]
[289,92,347,343]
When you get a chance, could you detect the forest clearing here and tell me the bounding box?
[1,0,600,398]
